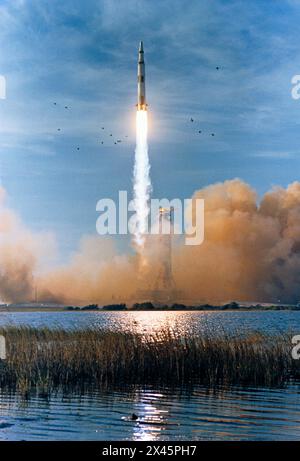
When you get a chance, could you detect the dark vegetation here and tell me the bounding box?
[64,302,300,311]
[0,326,299,395]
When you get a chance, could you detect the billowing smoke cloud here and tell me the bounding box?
[38,237,138,305]
[174,179,300,303]
[0,186,56,303]
[1,179,300,305]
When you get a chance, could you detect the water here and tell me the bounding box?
[0,384,300,441]
[0,310,299,335]
[0,311,299,440]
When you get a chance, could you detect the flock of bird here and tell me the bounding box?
[52,80,220,150]
[52,101,129,151]
[190,117,215,137]
[187,65,222,138]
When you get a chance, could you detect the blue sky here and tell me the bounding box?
[0,0,300,260]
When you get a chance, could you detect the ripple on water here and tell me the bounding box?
[0,384,300,441]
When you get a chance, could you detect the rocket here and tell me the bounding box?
[137,41,147,111]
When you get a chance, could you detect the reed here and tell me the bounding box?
[0,326,298,394]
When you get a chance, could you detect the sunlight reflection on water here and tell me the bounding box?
[0,310,299,335]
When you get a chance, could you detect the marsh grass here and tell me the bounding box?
[0,326,299,394]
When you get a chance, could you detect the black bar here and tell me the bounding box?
[0,441,297,459]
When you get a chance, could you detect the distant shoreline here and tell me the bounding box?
[1,301,300,313]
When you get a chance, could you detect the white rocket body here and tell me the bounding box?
[137,41,147,111]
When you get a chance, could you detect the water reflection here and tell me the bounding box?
[0,310,299,335]
[0,384,300,440]
[129,390,174,441]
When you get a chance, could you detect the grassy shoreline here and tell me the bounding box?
[2,301,300,312]
[0,327,299,395]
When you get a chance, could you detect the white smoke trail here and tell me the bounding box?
[133,110,151,248]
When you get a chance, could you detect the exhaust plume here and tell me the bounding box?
[133,110,151,249]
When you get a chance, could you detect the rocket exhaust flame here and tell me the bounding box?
[133,42,151,249]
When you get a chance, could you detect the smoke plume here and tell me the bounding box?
[1,179,300,305]
[174,179,300,303]
[0,186,55,303]
[38,237,138,305]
